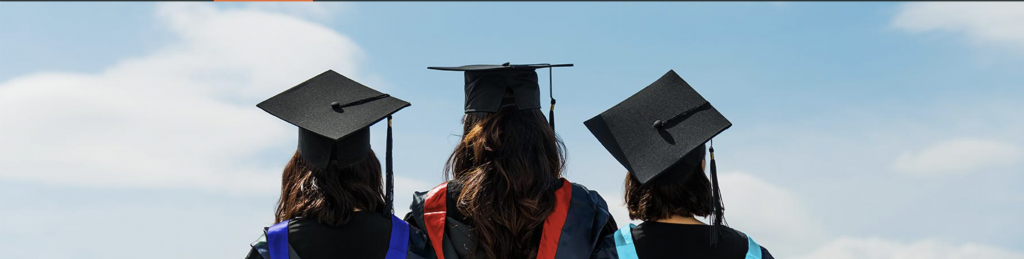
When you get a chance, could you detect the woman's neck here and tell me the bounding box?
[654,215,706,225]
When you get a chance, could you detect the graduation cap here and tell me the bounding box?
[428,62,573,129]
[584,70,732,244]
[258,70,410,216]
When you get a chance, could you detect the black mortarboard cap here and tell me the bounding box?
[258,70,410,216]
[585,69,733,245]
[258,70,410,169]
[584,70,731,184]
[428,63,573,129]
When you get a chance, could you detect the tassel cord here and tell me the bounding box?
[709,139,725,246]
[548,67,556,130]
[384,116,394,217]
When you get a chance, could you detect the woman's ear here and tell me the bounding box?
[701,159,706,171]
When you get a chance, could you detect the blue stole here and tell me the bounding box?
[612,223,762,259]
[612,224,639,259]
[266,215,410,259]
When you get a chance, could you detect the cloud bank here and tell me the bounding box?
[894,138,1021,175]
[893,2,1024,54]
[0,3,365,194]
[718,172,823,256]
[796,237,1024,259]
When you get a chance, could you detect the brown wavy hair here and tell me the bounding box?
[275,149,384,226]
[446,105,566,259]
[624,160,715,221]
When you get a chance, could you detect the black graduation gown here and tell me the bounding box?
[591,222,774,259]
[404,179,618,259]
[244,211,434,259]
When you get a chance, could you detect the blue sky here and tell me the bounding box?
[1,2,1022,259]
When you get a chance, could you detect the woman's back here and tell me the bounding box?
[246,213,393,259]
[405,179,617,259]
[628,223,771,259]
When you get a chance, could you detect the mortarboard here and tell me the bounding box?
[258,70,410,215]
[584,70,732,244]
[584,70,730,184]
[428,62,572,129]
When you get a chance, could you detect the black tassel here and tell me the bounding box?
[548,67,556,130]
[384,116,394,217]
[708,140,725,246]
[549,99,556,130]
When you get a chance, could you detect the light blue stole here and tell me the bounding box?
[613,223,762,259]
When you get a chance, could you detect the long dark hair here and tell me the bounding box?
[445,105,567,259]
[275,149,384,226]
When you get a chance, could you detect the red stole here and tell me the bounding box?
[422,179,573,259]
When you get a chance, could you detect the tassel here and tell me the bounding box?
[549,99,556,130]
[548,67,556,130]
[708,140,725,246]
[384,116,394,217]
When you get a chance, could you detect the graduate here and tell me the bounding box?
[405,63,618,259]
[585,70,774,259]
[245,70,433,259]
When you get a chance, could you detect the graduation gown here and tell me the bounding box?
[244,212,434,259]
[404,179,617,259]
[591,222,774,259]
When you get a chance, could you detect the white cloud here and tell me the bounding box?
[894,138,1022,175]
[796,237,1024,259]
[245,2,344,22]
[0,3,367,193]
[717,172,824,256]
[893,2,1024,53]
[0,193,273,259]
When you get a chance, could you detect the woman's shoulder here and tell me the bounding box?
[406,182,448,222]
[408,180,608,206]
[567,180,611,210]
[564,180,619,241]
[405,181,452,232]
[702,226,773,259]
[245,231,271,259]
[409,182,449,206]
[726,227,774,259]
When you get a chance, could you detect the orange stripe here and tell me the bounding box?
[423,182,449,259]
[214,0,312,2]
[536,179,573,259]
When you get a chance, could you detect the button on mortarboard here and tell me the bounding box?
[584,70,731,185]
[257,70,410,169]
